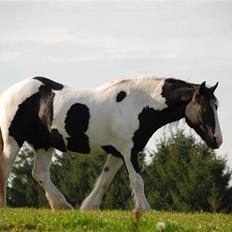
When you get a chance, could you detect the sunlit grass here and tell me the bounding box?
[0,208,232,231]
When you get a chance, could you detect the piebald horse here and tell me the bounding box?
[0,76,222,211]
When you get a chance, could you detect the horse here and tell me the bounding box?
[0,76,222,211]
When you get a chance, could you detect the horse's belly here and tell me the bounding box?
[50,124,107,155]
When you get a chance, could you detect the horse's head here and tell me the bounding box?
[185,82,222,149]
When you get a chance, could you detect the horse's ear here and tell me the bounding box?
[198,81,206,95]
[209,82,218,94]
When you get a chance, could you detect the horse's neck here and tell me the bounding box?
[143,78,196,128]
[157,79,197,125]
[128,79,194,152]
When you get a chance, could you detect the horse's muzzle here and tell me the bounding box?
[214,136,223,149]
[208,136,223,149]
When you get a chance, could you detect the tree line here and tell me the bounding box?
[7,130,232,212]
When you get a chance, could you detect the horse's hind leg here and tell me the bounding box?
[0,135,21,207]
[32,148,73,210]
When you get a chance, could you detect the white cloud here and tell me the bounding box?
[0,29,78,45]
[0,51,19,62]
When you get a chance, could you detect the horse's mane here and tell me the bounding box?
[98,79,131,91]
[166,78,199,89]
[167,78,219,105]
[98,75,166,91]
[97,76,218,105]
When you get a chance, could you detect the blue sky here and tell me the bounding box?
[0,1,231,166]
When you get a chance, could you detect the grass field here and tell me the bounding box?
[0,208,232,232]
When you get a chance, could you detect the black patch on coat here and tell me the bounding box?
[101,145,123,158]
[116,91,127,102]
[9,86,54,150]
[162,78,196,106]
[50,129,66,152]
[104,167,109,172]
[33,76,64,90]
[65,103,90,154]
[130,153,141,174]
[131,105,186,173]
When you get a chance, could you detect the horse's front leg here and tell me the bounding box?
[122,148,152,212]
[80,155,123,210]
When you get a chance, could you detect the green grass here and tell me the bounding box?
[0,208,232,231]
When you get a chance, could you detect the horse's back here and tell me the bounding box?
[0,78,40,107]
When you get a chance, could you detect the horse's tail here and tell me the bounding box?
[0,126,4,206]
